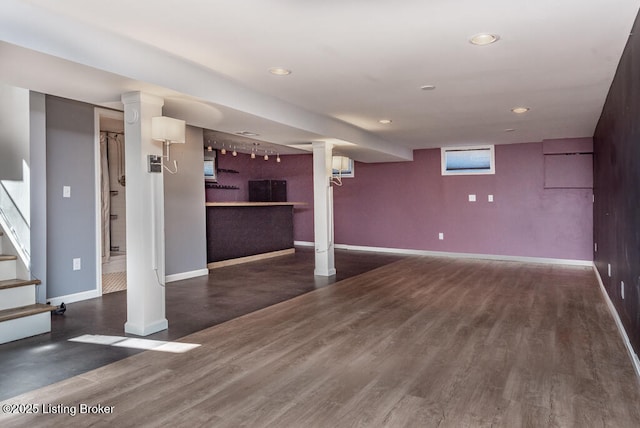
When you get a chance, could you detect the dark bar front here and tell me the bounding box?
[206,204,294,263]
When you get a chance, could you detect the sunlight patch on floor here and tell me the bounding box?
[69,334,200,353]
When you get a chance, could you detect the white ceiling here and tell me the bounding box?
[2,0,639,162]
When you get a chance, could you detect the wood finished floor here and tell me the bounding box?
[0,247,404,401]
[1,256,639,427]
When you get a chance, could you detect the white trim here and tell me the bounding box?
[47,288,101,306]
[332,243,593,266]
[93,108,103,296]
[124,318,168,337]
[592,265,640,381]
[441,144,495,176]
[165,268,209,283]
[207,249,295,269]
[297,241,592,266]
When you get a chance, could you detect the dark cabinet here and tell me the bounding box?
[248,180,287,202]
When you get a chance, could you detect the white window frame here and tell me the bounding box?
[441,145,495,176]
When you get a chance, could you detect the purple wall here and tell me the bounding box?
[207,141,593,261]
[593,10,640,356]
[333,142,593,260]
[206,152,314,242]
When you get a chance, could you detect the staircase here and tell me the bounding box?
[0,230,54,344]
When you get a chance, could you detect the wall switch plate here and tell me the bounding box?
[63,186,71,198]
[148,155,162,173]
[73,258,81,271]
[438,232,444,240]
[608,264,612,277]
[594,243,597,252]
[621,281,625,299]
[468,194,476,202]
[488,194,494,202]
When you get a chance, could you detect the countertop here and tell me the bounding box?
[205,202,307,207]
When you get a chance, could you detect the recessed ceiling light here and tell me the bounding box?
[236,131,259,136]
[469,33,500,46]
[379,119,392,124]
[268,67,292,76]
[511,107,530,114]
[420,85,436,91]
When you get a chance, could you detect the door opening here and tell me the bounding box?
[97,110,127,294]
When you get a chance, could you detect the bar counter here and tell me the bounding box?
[205,202,306,268]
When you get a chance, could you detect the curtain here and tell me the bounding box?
[100,132,111,262]
[111,133,125,187]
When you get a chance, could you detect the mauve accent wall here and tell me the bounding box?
[208,141,592,261]
[593,12,640,356]
[206,152,314,242]
[333,142,592,260]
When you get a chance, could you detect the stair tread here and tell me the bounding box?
[0,304,55,323]
[0,278,42,290]
[0,254,17,261]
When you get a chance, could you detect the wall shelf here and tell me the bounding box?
[217,168,239,174]
[206,183,239,190]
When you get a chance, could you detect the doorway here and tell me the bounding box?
[96,109,127,294]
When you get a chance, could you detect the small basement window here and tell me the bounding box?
[441,145,495,176]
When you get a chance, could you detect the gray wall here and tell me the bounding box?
[0,83,30,181]
[45,96,96,298]
[30,91,47,303]
[164,125,207,276]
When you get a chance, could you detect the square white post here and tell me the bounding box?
[312,141,336,276]
[121,92,168,336]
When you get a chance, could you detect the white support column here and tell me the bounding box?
[312,141,336,276]
[121,92,168,336]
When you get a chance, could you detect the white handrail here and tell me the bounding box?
[0,182,30,269]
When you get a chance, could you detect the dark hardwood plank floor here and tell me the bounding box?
[1,256,639,427]
[0,247,405,401]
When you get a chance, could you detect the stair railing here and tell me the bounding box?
[0,181,30,270]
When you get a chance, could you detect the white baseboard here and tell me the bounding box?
[592,265,640,381]
[47,289,101,306]
[207,249,295,269]
[124,318,168,336]
[47,268,209,304]
[165,268,209,283]
[296,241,592,266]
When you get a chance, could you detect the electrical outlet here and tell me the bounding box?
[63,186,71,198]
[608,264,611,277]
[468,194,476,202]
[621,281,625,299]
[488,194,494,202]
[594,242,598,253]
[73,258,81,271]
[438,232,444,240]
